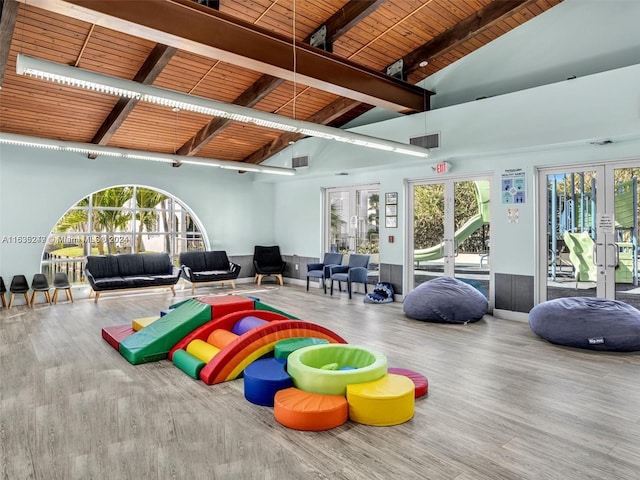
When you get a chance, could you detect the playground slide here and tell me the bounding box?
[563,231,597,282]
[414,213,484,263]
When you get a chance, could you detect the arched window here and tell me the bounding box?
[41,185,207,284]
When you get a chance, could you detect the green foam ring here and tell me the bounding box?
[173,349,206,379]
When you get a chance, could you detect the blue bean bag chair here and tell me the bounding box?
[403,276,487,324]
[529,297,640,351]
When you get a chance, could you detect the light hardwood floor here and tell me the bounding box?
[1,284,639,480]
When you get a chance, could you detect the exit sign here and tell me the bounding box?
[434,161,450,174]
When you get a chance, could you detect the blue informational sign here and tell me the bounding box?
[501,169,526,204]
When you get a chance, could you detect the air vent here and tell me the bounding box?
[410,132,440,150]
[292,155,309,168]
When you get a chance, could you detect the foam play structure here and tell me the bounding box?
[102,294,429,430]
[529,297,640,351]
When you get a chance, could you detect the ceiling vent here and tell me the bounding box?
[410,132,440,150]
[292,155,309,169]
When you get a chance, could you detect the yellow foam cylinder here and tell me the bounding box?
[346,374,415,426]
[131,316,159,331]
[207,329,239,349]
[186,339,221,363]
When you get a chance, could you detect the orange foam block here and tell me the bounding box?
[274,387,348,431]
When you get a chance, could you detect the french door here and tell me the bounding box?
[538,162,639,309]
[407,176,491,299]
[324,184,379,255]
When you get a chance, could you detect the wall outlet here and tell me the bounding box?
[295,264,299,271]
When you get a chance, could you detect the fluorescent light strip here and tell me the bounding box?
[16,54,429,159]
[0,132,295,176]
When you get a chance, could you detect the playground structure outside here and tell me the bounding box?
[548,176,638,287]
[413,181,490,266]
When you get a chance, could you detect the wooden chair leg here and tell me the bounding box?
[52,289,59,304]
[230,280,236,289]
[1,293,6,308]
[24,292,31,307]
[66,288,73,302]
[170,286,176,296]
[94,292,100,303]
[276,274,283,286]
[8,293,14,309]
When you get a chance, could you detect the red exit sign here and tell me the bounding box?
[434,161,450,174]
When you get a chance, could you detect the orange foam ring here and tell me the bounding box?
[186,339,220,363]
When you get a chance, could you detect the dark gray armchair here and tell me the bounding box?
[306,252,343,294]
[329,254,371,299]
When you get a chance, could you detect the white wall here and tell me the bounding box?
[423,0,640,109]
[0,146,275,280]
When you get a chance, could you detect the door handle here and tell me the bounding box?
[607,243,619,268]
[594,242,605,267]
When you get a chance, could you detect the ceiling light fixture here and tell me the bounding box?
[16,54,430,159]
[0,132,295,175]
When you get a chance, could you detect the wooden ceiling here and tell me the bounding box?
[0,0,562,166]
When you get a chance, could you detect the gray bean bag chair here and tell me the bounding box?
[403,276,487,324]
[529,297,640,351]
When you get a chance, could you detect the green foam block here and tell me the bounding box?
[254,301,299,319]
[173,349,205,379]
[119,299,211,365]
[274,337,329,360]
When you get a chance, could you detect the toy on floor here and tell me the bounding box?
[101,294,429,431]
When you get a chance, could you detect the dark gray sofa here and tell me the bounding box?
[179,251,241,293]
[85,253,181,303]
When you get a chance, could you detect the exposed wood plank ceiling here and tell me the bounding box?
[0,0,562,166]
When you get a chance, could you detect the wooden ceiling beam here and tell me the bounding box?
[243,97,361,165]
[43,0,429,112]
[90,43,176,146]
[306,0,387,47]
[176,73,284,156]
[0,0,19,88]
[179,0,385,157]
[242,0,536,165]
[403,0,536,75]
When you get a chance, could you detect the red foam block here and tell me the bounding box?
[102,325,136,351]
[388,367,429,398]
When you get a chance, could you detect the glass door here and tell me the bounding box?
[409,176,491,299]
[541,168,601,300]
[611,165,640,309]
[538,163,639,310]
[325,184,380,257]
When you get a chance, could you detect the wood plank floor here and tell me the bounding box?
[1,284,639,480]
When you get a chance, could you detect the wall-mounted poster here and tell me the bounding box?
[385,216,397,228]
[385,192,397,205]
[501,168,526,204]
